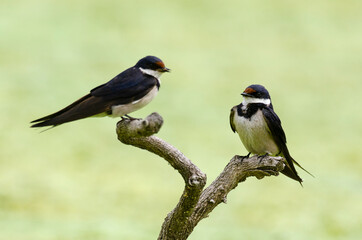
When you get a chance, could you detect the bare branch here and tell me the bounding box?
[116,113,207,239]
[116,113,285,240]
[184,155,284,237]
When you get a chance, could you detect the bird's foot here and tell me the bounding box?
[239,152,251,162]
[124,114,141,121]
[257,153,270,163]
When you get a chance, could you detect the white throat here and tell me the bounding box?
[139,67,163,80]
[242,97,271,106]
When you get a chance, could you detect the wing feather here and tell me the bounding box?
[229,106,237,133]
[91,67,158,101]
[262,107,303,183]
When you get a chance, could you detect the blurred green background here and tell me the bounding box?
[1,0,361,239]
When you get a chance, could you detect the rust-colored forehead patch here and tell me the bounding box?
[243,87,256,94]
[155,61,165,68]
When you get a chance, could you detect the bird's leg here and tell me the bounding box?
[124,114,141,121]
[239,152,251,162]
[257,153,270,163]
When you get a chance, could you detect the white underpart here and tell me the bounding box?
[139,67,163,81]
[242,97,271,106]
[234,108,279,155]
[111,86,159,117]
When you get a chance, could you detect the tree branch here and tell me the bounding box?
[116,113,284,240]
[184,155,284,237]
[117,113,207,239]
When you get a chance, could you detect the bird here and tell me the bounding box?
[31,55,170,128]
[230,84,312,184]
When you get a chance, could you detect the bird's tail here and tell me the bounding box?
[280,151,313,186]
[30,94,100,128]
[280,152,303,185]
[280,159,303,186]
[30,108,81,127]
[292,159,314,178]
[31,116,63,128]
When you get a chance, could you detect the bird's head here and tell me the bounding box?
[241,84,272,107]
[136,56,170,79]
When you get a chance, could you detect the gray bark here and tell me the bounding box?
[116,113,285,240]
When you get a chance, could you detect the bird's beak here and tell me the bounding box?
[160,67,170,73]
[241,92,253,97]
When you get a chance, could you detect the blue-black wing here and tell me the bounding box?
[262,107,287,146]
[91,67,159,103]
[262,107,303,183]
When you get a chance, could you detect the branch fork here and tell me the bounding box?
[116,113,285,240]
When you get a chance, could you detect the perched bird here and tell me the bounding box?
[31,56,170,128]
[230,84,311,184]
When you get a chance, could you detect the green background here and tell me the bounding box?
[1,0,361,239]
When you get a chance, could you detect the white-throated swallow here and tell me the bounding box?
[31,56,170,128]
[230,84,312,184]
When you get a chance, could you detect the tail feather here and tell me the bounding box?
[31,94,92,124]
[281,164,303,186]
[30,94,109,128]
[280,151,313,186]
[292,159,314,178]
[31,118,61,128]
[30,110,80,127]
[280,152,303,185]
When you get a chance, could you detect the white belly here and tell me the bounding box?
[111,86,158,117]
[234,109,279,155]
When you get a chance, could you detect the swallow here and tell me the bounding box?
[230,84,312,184]
[31,56,170,128]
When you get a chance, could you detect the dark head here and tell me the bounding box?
[135,56,170,73]
[241,84,271,99]
[241,84,272,107]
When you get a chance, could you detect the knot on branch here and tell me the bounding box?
[116,112,163,142]
[188,174,206,187]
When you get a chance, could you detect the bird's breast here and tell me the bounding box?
[234,109,279,155]
[111,86,159,117]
